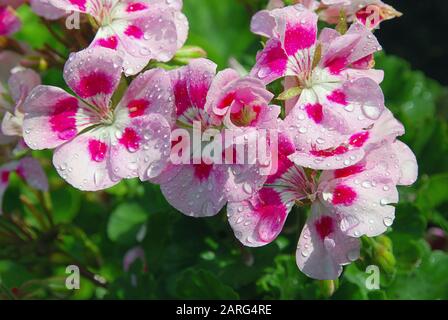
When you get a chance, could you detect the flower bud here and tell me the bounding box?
[318,279,339,298]
[173,45,207,65]
[372,235,396,274]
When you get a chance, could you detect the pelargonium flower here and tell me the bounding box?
[227,132,417,279]
[320,0,402,30]
[22,47,174,191]
[0,157,49,214]
[152,58,280,217]
[267,0,320,11]
[251,5,387,169]
[1,67,41,143]
[30,0,66,20]
[0,48,23,81]
[47,0,188,75]
[0,0,26,8]
[0,5,21,36]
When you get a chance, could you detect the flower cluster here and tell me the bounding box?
[0,0,416,280]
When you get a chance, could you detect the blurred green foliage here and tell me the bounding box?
[1,0,448,300]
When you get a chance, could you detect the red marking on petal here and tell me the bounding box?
[332,184,357,206]
[326,57,347,75]
[193,162,213,181]
[259,41,288,77]
[189,77,211,110]
[127,99,149,118]
[15,166,25,180]
[124,25,143,39]
[334,164,365,179]
[278,134,296,157]
[69,0,86,11]
[349,131,369,147]
[1,171,10,184]
[218,92,235,109]
[310,145,349,158]
[327,89,347,106]
[173,78,190,116]
[315,216,334,240]
[126,2,148,12]
[119,127,141,151]
[88,139,108,162]
[256,188,286,242]
[49,97,78,141]
[97,36,118,50]
[351,54,374,69]
[76,72,114,98]
[305,103,323,124]
[284,23,316,56]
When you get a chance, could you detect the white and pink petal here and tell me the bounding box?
[227,187,293,247]
[52,128,119,191]
[116,68,175,125]
[159,163,227,217]
[110,114,172,182]
[296,204,360,280]
[63,47,123,108]
[16,157,48,191]
[22,85,94,150]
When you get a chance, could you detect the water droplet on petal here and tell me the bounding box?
[383,216,393,227]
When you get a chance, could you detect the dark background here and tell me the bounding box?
[376,0,448,85]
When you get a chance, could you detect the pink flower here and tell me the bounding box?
[22,47,174,191]
[0,0,26,8]
[153,58,280,217]
[320,0,402,30]
[267,0,320,11]
[0,5,21,36]
[0,157,49,214]
[251,5,386,170]
[30,0,66,20]
[47,0,188,75]
[227,132,418,279]
[0,47,26,81]
[1,68,41,142]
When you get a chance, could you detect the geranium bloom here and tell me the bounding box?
[47,0,188,75]
[251,5,387,169]
[1,67,41,143]
[227,131,417,279]
[0,157,49,214]
[22,47,174,191]
[153,58,280,217]
[0,0,26,8]
[320,0,402,30]
[267,0,320,11]
[30,0,66,20]
[0,5,21,36]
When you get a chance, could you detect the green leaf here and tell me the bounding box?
[183,0,255,68]
[387,251,448,299]
[107,203,148,244]
[0,261,34,288]
[257,255,317,300]
[416,173,448,211]
[51,187,82,224]
[175,269,239,299]
[14,6,66,52]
